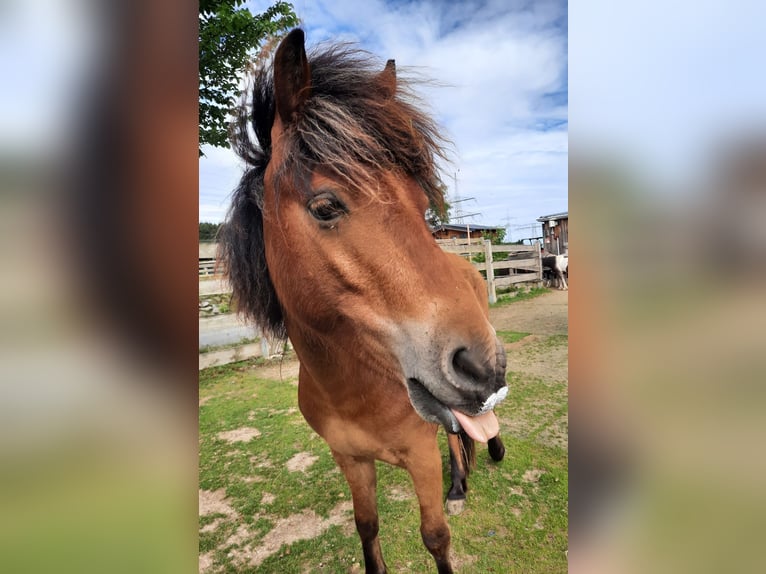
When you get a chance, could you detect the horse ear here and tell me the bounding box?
[378,59,396,98]
[273,29,311,124]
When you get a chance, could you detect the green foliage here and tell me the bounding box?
[483,228,506,244]
[491,287,550,307]
[496,330,531,344]
[425,182,451,226]
[199,0,299,154]
[199,221,222,241]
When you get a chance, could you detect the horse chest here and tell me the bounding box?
[298,372,417,455]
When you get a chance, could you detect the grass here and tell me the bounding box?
[491,287,550,307]
[496,330,531,344]
[199,337,260,355]
[199,347,567,573]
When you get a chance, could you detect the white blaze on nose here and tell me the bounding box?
[479,386,508,414]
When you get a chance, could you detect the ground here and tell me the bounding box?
[491,289,569,452]
[199,289,568,573]
[490,288,568,338]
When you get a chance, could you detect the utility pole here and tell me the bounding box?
[503,211,517,243]
[452,171,462,221]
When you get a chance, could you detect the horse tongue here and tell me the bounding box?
[451,409,499,444]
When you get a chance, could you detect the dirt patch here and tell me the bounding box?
[489,289,568,335]
[522,469,546,483]
[386,485,414,501]
[217,427,262,443]
[505,335,568,383]
[228,500,355,569]
[199,488,237,518]
[450,551,478,569]
[253,357,301,382]
[537,413,568,450]
[261,492,276,505]
[249,454,273,469]
[286,451,319,472]
[199,551,214,573]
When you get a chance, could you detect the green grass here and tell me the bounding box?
[496,330,531,344]
[491,287,550,307]
[199,358,567,573]
[199,337,260,354]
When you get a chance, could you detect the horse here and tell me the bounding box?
[220,29,508,573]
[542,250,568,290]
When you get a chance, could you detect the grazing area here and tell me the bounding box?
[199,290,568,573]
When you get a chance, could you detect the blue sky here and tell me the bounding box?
[199,0,569,241]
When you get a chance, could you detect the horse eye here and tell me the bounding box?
[307,193,347,225]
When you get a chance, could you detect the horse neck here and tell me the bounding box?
[287,319,402,391]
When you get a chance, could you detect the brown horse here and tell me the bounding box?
[221,29,508,573]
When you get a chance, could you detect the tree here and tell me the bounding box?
[482,228,506,244]
[425,182,451,227]
[199,222,222,241]
[199,0,299,155]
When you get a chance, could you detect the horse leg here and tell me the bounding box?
[446,430,477,515]
[407,443,454,574]
[488,434,506,461]
[445,433,467,515]
[332,452,387,574]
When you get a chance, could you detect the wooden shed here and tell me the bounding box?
[537,212,568,255]
[430,223,504,242]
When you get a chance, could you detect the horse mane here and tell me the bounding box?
[219,37,450,338]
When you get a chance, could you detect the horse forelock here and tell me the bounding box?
[279,43,450,207]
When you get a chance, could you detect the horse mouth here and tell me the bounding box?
[406,378,507,443]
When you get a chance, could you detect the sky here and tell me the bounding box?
[199,0,569,241]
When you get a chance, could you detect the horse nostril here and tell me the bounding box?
[451,347,489,382]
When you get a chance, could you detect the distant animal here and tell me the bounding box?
[542,251,568,290]
[220,29,508,574]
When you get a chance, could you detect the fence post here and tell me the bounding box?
[260,336,271,358]
[484,239,496,304]
[536,245,543,287]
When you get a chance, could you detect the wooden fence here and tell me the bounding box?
[435,238,543,303]
[199,239,541,369]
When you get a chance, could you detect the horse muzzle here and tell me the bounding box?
[398,333,509,443]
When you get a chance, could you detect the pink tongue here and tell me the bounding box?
[451,409,500,444]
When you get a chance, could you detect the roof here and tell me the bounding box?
[536,211,568,223]
[430,223,504,232]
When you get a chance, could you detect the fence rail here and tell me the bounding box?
[199,240,542,369]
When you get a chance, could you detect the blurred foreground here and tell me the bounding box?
[570,2,766,570]
[1,2,197,573]
[570,151,766,573]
